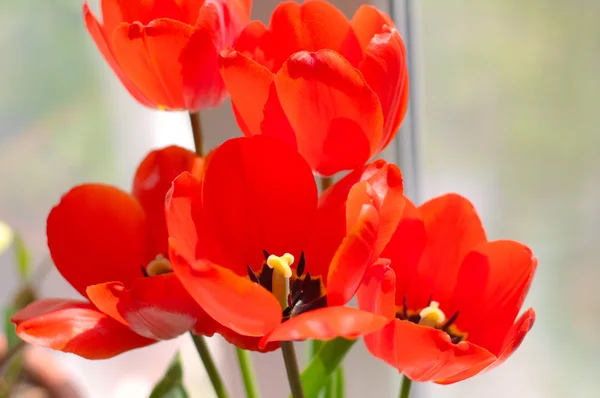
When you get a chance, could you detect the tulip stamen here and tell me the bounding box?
[146,254,172,277]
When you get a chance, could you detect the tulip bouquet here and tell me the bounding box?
[5,1,537,397]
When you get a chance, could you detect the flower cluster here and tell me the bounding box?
[11,0,536,395]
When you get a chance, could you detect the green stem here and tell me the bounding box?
[281,341,305,398]
[236,348,261,398]
[189,111,204,157]
[399,375,413,398]
[190,333,229,398]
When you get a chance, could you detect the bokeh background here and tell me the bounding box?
[1,0,598,397]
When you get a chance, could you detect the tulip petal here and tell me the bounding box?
[102,0,205,29]
[306,160,403,279]
[169,246,282,337]
[166,172,205,265]
[436,308,536,385]
[181,2,234,110]
[234,21,278,71]
[87,273,216,340]
[327,200,379,306]
[112,19,195,109]
[260,306,389,347]
[47,184,147,297]
[274,50,384,176]
[133,146,196,257]
[370,319,495,382]
[357,262,397,320]
[380,198,427,305]
[219,50,279,136]
[407,194,487,309]
[200,136,317,275]
[267,0,362,70]
[360,27,409,149]
[12,299,155,359]
[350,5,395,51]
[83,3,154,107]
[449,241,537,355]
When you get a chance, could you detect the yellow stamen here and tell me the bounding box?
[418,301,446,328]
[267,253,294,310]
[146,254,172,276]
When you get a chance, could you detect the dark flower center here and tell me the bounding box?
[247,250,327,321]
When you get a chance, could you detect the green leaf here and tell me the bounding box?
[149,352,189,398]
[4,305,20,349]
[298,338,355,398]
[12,234,31,281]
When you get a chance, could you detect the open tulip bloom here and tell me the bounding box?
[358,194,537,383]
[6,0,539,397]
[166,136,404,348]
[11,147,219,358]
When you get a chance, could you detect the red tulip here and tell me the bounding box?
[11,146,220,359]
[219,0,409,176]
[166,136,404,349]
[84,0,252,111]
[357,194,537,383]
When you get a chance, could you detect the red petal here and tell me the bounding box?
[407,194,487,309]
[260,306,388,347]
[200,136,317,274]
[357,262,397,320]
[380,198,427,306]
[350,5,395,51]
[327,200,379,306]
[219,49,277,136]
[488,308,535,370]
[449,241,537,355]
[214,326,279,353]
[267,0,362,70]
[234,21,278,71]
[437,309,536,384]
[274,50,384,176]
[306,161,403,281]
[133,146,196,257]
[86,273,216,340]
[12,299,155,359]
[112,19,195,109]
[169,246,282,337]
[102,0,205,28]
[181,2,236,110]
[165,172,204,265]
[376,319,495,382]
[47,184,147,297]
[359,27,409,149]
[83,3,154,107]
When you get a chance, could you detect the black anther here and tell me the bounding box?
[297,252,306,276]
[247,265,260,284]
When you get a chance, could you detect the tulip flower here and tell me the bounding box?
[219,0,409,176]
[166,136,404,349]
[12,146,219,359]
[83,0,252,111]
[357,194,537,383]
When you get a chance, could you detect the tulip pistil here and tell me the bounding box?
[146,254,173,277]
[418,301,446,328]
[267,253,294,310]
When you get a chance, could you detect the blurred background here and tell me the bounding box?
[0,0,598,397]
